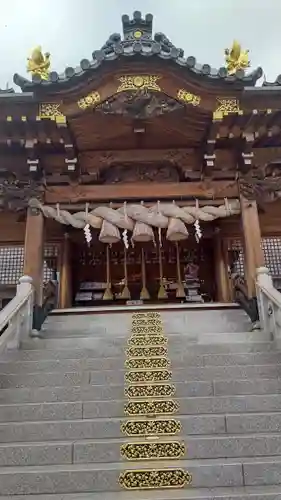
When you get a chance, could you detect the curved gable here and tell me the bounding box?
[13,11,263,95]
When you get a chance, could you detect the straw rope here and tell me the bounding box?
[29,199,240,233]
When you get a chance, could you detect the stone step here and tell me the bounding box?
[1,377,281,405]
[2,395,281,423]
[2,342,276,362]
[0,414,226,440]
[2,433,281,467]
[1,456,281,494]
[44,308,251,335]
[20,330,271,350]
[1,485,281,500]
[82,394,281,419]
[0,401,83,423]
[1,413,280,443]
[1,352,281,374]
[1,364,281,389]
[0,380,214,404]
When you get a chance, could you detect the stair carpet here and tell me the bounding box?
[0,309,281,498]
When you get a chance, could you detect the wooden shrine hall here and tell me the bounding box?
[1,11,281,310]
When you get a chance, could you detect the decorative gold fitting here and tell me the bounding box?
[124,399,179,416]
[125,369,172,384]
[126,346,168,358]
[125,357,170,370]
[77,91,101,110]
[120,441,186,460]
[117,75,161,93]
[125,383,176,399]
[177,89,201,106]
[119,468,192,489]
[121,418,182,436]
[131,325,164,335]
[128,335,168,346]
[39,103,65,120]
[213,97,241,121]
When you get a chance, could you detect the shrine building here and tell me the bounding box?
[0,11,281,311]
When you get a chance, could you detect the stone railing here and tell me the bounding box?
[0,276,34,355]
[256,267,281,346]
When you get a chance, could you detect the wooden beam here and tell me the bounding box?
[58,233,72,309]
[240,195,264,297]
[23,207,44,304]
[214,233,230,303]
[45,181,238,204]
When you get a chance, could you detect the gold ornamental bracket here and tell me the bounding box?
[77,91,101,110]
[119,468,192,490]
[38,103,66,124]
[116,75,161,93]
[177,89,201,107]
[213,97,243,121]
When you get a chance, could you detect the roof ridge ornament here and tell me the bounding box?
[13,15,263,91]
[27,46,51,81]
[224,40,250,75]
[122,11,153,41]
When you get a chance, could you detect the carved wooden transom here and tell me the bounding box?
[95,90,184,119]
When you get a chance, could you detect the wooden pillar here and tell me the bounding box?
[214,233,230,302]
[59,233,72,308]
[23,207,44,305]
[240,196,264,297]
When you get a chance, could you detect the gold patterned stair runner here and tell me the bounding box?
[119,311,192,491]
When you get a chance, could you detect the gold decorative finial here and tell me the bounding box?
[224,40,250,75]
[27,46,51,80]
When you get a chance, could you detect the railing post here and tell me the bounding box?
[17,276,34,344]
[256,267,271,332]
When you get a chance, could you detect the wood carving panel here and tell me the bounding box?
[79,149,196,181]
[0,178,44,211]
[101,164,179,184]
[95,90,183,119]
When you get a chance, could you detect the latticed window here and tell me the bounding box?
[262,238,281,277]
[0,246,24,285]
[227,239,245,275]
[43,245,59,281]
[0,244,59,285]
[227,236,281,281]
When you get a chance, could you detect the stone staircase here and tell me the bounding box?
[1,307,281,499]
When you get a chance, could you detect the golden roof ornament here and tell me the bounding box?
[27,46,51,80]
[224,40,250,75]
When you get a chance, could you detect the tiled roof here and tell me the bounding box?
[13,11,263,92]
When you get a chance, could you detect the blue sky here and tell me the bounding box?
[0,0,280,89]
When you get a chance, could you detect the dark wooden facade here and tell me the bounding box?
[1,11,281,308]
